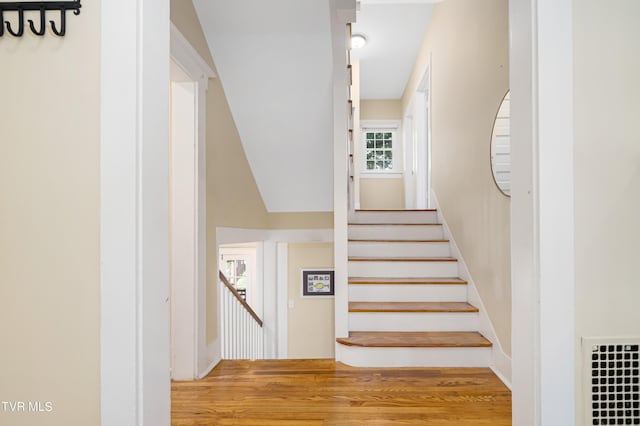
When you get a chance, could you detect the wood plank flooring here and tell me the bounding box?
[171,359,511,425]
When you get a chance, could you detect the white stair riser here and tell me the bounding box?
[350,211,438,224]
[336,345,491,368]
[348,260,458,278]
[348,241,450,258]
[349,284,468,302]
[349,312,479,332]
[348,225,443,240]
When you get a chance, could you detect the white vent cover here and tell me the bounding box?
[583,337,640,425]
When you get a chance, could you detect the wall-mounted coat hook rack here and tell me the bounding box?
[0,1,81,37]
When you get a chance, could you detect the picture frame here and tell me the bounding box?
[302,269,335,297]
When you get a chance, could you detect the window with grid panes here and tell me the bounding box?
[364,130,394,171]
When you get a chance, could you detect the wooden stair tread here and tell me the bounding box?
[349,223,443,226]
[349,301,478,313]
[348,277,467,285]
[336,332,492,348]
[348,239,449,243]
[349,257,457,262]
[355,209,437,212]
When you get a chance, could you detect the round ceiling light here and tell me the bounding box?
[351,33,367,49]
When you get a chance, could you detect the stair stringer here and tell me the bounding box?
[431,191,512,389]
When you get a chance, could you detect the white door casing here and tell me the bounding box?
[101,1,170,425]
[169,23,216,380]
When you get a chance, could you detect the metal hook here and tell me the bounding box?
[5,6,24,37]
[28,7,46,36]
[49,7,66,36]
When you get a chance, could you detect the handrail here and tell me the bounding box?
[219,271,263,327]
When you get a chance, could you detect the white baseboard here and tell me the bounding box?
[430,190,512,389]
[198,338,221,379]
[491,352,513,390]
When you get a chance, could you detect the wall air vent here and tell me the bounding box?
[583,337,640,425]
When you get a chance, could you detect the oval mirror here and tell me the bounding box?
[490,91,511,196]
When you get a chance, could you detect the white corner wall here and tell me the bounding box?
[101,0,171,425]
[573,1,640,424]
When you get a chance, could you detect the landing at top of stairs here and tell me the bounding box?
[336,331,492,348]
[348,277,468,285]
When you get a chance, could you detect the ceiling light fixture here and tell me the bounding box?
[351,33,367,49]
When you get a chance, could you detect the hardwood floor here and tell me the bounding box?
[171,359,511,425]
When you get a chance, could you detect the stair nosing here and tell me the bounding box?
[348,223,443,226]
[336,332,492,348]
[348,302,479,313]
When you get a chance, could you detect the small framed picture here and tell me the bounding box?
[302,269,335,297]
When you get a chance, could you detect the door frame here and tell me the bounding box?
[100,1,170,425]
[510,0,575,424]
[414,58,432,209]
[169,23,216,380]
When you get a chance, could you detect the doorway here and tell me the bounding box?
[412,63,431,209]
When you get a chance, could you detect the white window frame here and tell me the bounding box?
[219,247,261,319]
[360,120,402,178]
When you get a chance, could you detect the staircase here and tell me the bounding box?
[336,209,493,367]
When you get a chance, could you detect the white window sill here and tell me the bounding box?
[360,172,403,179]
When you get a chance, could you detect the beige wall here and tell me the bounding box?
[402,0,511,354]
[360,99,403,120]
[268,212,333,229]
[359,99,405,209]
[573,1,640,423]
[0,3,100,425]
[171,0,271,345]
[287,243,335,358]
[359,179,405,210]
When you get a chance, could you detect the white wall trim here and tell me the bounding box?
[330,0,355,351]
[510,0,576,424]
[170,81,198,381]
[276,243,289,359]
[170,23,216,84]
[101,1,170,425]
[535,1,575,424]
[169,24,216,381]
[262,241,278,358]
[431,191,512,389]
[197,339,221,379]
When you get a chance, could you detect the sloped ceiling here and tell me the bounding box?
[353,1,434,99]
[193,0,334,212]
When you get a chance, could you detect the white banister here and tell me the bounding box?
[219,271,264,360]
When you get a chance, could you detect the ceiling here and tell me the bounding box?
[192,0,436,212]
[353,1,435,99]
[193,0,334,212]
